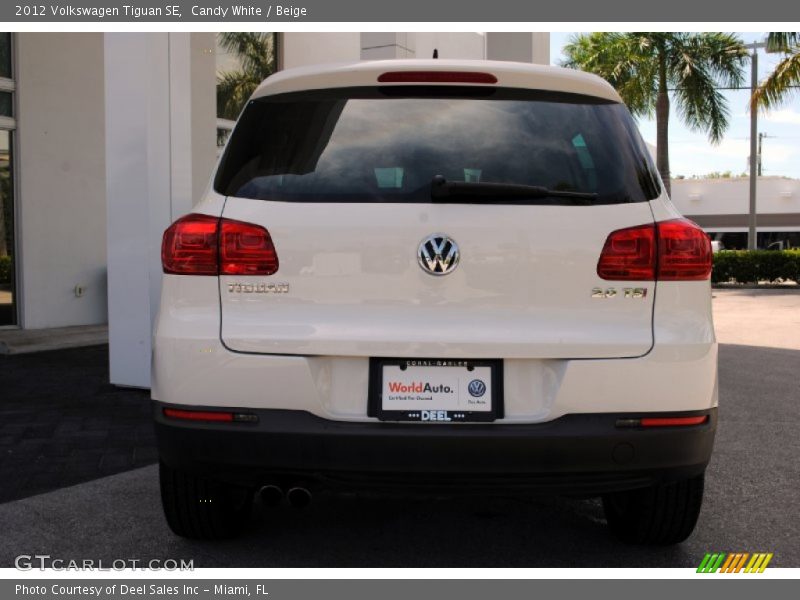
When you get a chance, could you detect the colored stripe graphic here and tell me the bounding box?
[697,553,713,573]
[734,553,749,573]
[710,553,726,572]
[759,554,773,572]
[698,553,727,573]
[721,553,736,573]
[697,552,772,573]
[745,553,774,573]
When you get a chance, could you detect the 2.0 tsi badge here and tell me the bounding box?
[418,234,460,276]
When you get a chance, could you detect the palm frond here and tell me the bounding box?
[765,32,800,53]
[752,50,800,110]
[216,70,262,120]
[562,32,657,117]
[218,32,275,77]
[668,33,747,143]
[216,33,277,119]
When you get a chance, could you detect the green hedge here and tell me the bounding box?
[712,250,800,284]
[0,255,10,285]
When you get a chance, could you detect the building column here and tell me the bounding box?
[361,33,415,59]
[486,33,550,65]
[104,33,195,387]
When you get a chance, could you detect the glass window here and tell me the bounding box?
[216,87,661,205]
[0,91,12,117]
[0,33,14,325]
[759,231,800,250]
[0,33,10,79]
[0,130,15,325]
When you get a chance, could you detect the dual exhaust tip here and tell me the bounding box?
[260,484,312,508]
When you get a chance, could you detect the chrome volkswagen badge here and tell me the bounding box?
[418,234,460,276]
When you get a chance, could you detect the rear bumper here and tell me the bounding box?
[154,402,716,495]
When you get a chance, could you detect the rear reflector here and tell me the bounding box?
[162,214,279,276]
[640,415,709,427]
[377,71,498,84]
[163,408,259,423]
[597,218,712,281]
[163,408,234,422]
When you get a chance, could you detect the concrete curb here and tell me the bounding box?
[0,325,108,354]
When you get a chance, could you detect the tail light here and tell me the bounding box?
[656,219,713,280]
[161,214,219,275]
[597,218,711,281]
[219,219,279,275]
[161,214,279,276]
[596,223,656,280]
[377,71,498,84]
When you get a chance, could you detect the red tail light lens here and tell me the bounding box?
[163,408,234,422]
[161,214,219,275]
[640,415,709,427]
[597,218,711,281]
[656,219,713,280]
[162,214,279,276]
[220,219,279,275]
[616,415,709,428]
[596,223,656,280]
[377,71,498,84]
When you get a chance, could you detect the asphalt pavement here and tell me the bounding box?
[0,345,154,503]
[0,341,797,568]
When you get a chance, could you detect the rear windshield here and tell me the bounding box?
[215,86,661,204]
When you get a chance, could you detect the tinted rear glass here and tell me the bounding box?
[215,86,661,204]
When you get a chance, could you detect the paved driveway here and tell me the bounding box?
[712,288,800,351]
[0,289,797,567]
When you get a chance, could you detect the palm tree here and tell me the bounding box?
[217,33,277,120]
[562,33,748,196]
[752,32,800,110]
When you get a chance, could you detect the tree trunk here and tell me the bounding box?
[656,52,671,196]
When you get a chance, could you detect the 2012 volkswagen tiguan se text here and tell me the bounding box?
[153,60,717,544]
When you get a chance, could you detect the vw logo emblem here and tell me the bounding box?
[418,234,460,276]
[468,379,487,398]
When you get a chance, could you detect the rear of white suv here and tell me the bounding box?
[152,60,717,544]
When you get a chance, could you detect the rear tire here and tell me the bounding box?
[602,473,705,545]
[159,462,253,540]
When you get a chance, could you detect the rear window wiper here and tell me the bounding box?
[430,175,598,205]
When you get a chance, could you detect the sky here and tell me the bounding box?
[550,32,800,180]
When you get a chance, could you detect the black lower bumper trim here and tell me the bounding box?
[153,402,716,495]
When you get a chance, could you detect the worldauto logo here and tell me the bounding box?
[468,379,487,397]
[388,382,453,394]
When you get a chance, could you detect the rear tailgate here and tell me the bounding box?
[219,198,655,358]
[215,82,661,359]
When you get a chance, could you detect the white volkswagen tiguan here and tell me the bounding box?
[153,60,717,544]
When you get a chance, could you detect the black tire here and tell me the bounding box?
[602,473,705,545]
[159,462,253,540]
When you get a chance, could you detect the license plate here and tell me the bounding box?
[368,358,502,422]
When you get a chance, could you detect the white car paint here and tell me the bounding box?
[250,59,623,103]
[152,60,717,424]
